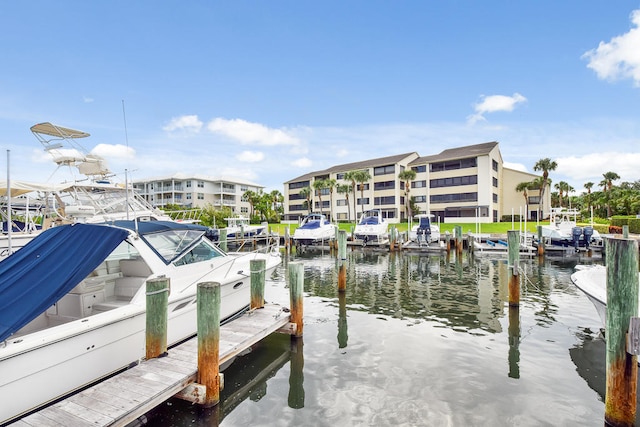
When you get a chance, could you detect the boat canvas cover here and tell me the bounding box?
[0,224,129,342]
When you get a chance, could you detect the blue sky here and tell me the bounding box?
[1,1,639,195]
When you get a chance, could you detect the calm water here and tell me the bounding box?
[144,248,618,427]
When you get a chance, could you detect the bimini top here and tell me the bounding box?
[108,220,210,235]
[30,122,90,139]
[0,223,129,342]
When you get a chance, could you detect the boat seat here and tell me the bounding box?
[92,259,152,313]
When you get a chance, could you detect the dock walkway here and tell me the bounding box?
[13,303,292,427]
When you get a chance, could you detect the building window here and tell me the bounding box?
[374,181,395,190]
[186,181,191,188]
[430,175,477,188]
[240,186,248,192]
[241,207,249,213]
[337,199,348,206]
[528,196,540,204]
[414,195,427,203]
[289,181,310,190]
[430,192,478,203]
[336,173,345,180]
[337,213,347,220]
[412,180,427,189]
[197,193,204,200]
[197,181,204,188]
[492,177,498,187]
[493,193,498,203]
[373,165,395,176]
[430,158,477,172]
[357,198,369,205]
[492,159,498,172]
[186,194,192,200]
[411,165,427,173]
[374,196,395,205]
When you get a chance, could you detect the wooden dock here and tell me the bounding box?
[13,303,294,427]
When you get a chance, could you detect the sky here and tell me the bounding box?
[1,1,639,196]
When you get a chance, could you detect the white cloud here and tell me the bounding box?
[207,117,300,146]
[92,144,135,160]
[556,152,640,185]
[582,9,640,87]
[467,93,527,124]
[503,162,528,172]
[292,157,312,168]
[83,96,94,103]
[162,115,203,133]
[236,150,264,163]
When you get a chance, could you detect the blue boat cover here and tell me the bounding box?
[0,223,129,342]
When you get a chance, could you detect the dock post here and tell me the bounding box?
[445,232,451,254]
[536,225,544,257]
[338,230,347,292]
[605,237,639,427]
[240,225,245,246]
[219,229,228,252]
[284,227,290,254]
[145,277,169,359]
[289,262,304,337]
[197,282,221,407]
[389,226,396,252]
[507,230,520,306]
[250,259,266,309]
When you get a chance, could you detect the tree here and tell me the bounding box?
[312,179,329,216]
[242,190,257,217]
[343,170,358,224]
[533,158,557,219]
[584,182,594,214]
[398,169,416,221]
[515,181,531,215]
[336,183,351,222]
[325,178,337,222]
[353,169,372,217]
[299,187,312,215]
[269,190,284,222]
[599,171,620,217]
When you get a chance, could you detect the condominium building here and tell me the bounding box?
[132,174,263,214]
[283,142,549,224]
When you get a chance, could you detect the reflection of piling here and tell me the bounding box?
[337,230,347,292]
[145,277,169,359]
[508,306,520,379]
[250,259,265,310]
[445,232,451,254]
[455,226,463,255]
[536,225,544,257]
[623,225,629,239]
[219,229,228,252]
[338,292,348,349]
[508,230,520,306]
[197,282,222,407]
[289,262,304,337]
[288,338,305,409]
[605,237,639,427]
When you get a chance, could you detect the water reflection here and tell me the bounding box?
[508,306,520,379]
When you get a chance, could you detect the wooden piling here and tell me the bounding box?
[605,237,639,427]
[389,226,396,252]
[219,229,228,252]
[284,227,290,253]
[197,282,221,407]
[250,259,266,310]
[507,230,520,307]
[289,261,304,337]
[338,230,347,292]
[623,225,629,239]
[536,225,544,256]
[445,232,451,254]
[145,277,169,359]
[455,226,463,254]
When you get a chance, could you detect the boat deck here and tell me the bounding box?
[13,303,293,427]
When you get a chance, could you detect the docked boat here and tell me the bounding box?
[223,215,267,241]
[408,214,441,246]
[292,213,337,246]
[533,208,603,252]
[570,264,640,328]
[0,220,281,424]
[354,209,388,244]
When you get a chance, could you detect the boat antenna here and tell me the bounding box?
[122,100,137,233]
[6,150,12,255]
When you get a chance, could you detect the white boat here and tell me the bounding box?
[292,213,337,246]
[223,216,267,240]
[354,209,388,244]
[0,220,281,424]
[535,208,603,251]
[1,122,172,259]
[571,264,640,328]
[408,213,441,246]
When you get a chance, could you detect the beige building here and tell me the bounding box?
[283,142,549,224]
[132,174,263,214]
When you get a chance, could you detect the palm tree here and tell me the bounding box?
[242,190,256,218]
[336,183,351,222]
[533,158,557,219]
[325,178,337,222]
[299,187,312,215]
[599,171,620,217]
[515,181,531,218]
[398,169,416,221]
[269,190,284,221]
[312,179,328,216]
[353,169,372,217]
[343,170,358,224]
[584,181,594,213]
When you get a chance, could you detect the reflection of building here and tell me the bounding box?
[283,142,549,224]
[132,174,263,213]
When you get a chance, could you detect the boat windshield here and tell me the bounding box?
[142,229,209,263]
